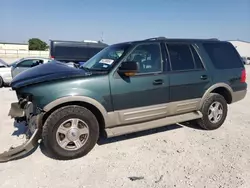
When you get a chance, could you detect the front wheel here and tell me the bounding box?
[42,105,99,160]
[197,93,228,130]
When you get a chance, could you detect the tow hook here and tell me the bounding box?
[0,129,41,163]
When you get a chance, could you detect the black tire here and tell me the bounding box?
[42,105,99,160]
[197,93,228,130]
[0,76,3,88]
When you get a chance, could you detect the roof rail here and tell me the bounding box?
[144,37,167,41]
[208,38,220,41]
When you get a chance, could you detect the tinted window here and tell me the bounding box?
[203,42,243,69]
[54,46,89,58]
[190,45,204,69]
[17,59,43,67]
[124,43,162,73]
[167,44,195,71]
[53,45,104,60]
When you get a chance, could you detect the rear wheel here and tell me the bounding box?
[197,93,228,130]
[42,105,99,160]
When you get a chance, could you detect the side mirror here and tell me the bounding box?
[117,61,138,76]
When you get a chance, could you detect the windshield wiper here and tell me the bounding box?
[81,67,108,72]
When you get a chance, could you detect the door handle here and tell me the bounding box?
[153,79,163,85]
[200,75,208,80]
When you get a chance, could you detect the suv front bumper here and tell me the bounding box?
[0,101,43,163]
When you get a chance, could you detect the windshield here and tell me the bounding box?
[81,43,131,71]
[9,58,23,67]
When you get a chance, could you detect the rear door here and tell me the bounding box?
[164,42,212,114]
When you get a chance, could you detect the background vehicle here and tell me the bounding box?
[2,37,247,161]
[49,40,108,66]
[0,59,12,87]
[11,57,52,78]
[242,56,250,65]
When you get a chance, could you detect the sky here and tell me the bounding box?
[1,0,250,45]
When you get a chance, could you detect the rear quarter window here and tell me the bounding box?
[203,42,243,69]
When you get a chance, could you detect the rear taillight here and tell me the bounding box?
[241,69,246,83]
[50,55,54,59]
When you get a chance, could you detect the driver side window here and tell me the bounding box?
[17,59,43,68]
[124,43,162,74]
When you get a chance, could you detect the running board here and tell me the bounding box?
[105,111,202,138]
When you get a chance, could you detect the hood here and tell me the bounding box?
[11,60,99,89]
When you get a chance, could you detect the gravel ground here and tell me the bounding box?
[0,67,250,188]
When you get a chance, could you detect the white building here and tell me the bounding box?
[0,42,29,51]
[228,40,250,58]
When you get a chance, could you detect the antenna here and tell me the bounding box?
[101,31,104,42]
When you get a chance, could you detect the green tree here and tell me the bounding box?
[28,38,49,51]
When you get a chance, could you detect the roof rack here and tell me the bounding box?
[144,37,220,42]
[208,38,220,41]
[144,37,167,41]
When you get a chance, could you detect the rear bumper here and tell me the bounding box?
[0,101,43,162]
[232,89,247,103]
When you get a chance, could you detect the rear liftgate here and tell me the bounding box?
[0,102,42,162]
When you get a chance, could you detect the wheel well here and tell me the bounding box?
[42,101,105,133]
[211,87,232,104]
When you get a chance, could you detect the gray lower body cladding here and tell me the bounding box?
[232,89,247,103]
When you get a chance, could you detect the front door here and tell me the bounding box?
[164,42,212,114]
[110,42,170,125]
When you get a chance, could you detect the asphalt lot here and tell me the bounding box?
[0,66,250,188]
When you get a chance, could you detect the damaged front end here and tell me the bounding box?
[0,97,44,162]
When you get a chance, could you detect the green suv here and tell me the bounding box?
[0,37,247,161]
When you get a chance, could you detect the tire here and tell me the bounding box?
[197,93,228,130]
[42,105,99,160]
[0,76,3,88]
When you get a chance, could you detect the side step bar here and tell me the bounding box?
[105,111,202,138]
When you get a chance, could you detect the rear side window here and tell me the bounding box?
[167,43,195,71]
[17,59,41,67]
[190,45,204,69]
[166,43,204,71]
[203,42,243,69]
